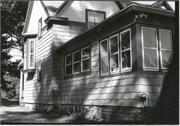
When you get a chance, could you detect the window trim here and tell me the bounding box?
[159,29,173,69]
[109,34,120,74]
[141,27,159,71]
[86,9,106,29]
[120,29,132,72]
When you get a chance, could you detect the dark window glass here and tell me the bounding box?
[66,65,72,75]
[110,54,119,72]
[143,28,156,48]
[101,40,108,56]
[110,36,118,54]
[101,57,109,73]
[144,49,158,67]
[73,62,80,73]
[66,55,71,65]
[82,47,90,60]
[160,30,172,49]
[73,51,80,62]
[88,11,104,28]
[121,30,130,50]
[162,50,172,68]
[82,59,90,71]
[122,50,131,69]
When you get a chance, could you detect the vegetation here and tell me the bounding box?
[1,1,29,100]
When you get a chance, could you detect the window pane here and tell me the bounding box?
[101,40,108,56]
[121,30,130,50]
[110,35,118,54]
[88,13,95,22]
[82,59,90,71]
[82,47,90,60]
[143,28,157,48]
[160,30,172,49]
[162,50,172,68]
[101,56,109,73]
[30,41,34,53]
[122,50,131,69]
[73,51,80,62]
[110,54,119,72]
[95,13,103,22]
[73,62,80,73]
[30,54,34,67]
[66,55,71,65]
[89,22,96,28]
[144,49,158,67]
[66,65,72,75]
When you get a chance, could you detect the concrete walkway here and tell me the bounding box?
[0,101,80,124]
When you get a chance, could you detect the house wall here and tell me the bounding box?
[57,1,120,22]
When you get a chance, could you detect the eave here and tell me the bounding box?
[56,4,175,52]
[44,16,69,24]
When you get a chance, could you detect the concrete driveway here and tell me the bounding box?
[0,101,82,124]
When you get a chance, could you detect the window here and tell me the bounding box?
[99,29,132,76]
[65,46,91,76]
[142,27,173,70]
[86,9,105,29]
[23,39,35,71]
[159,29,173,69]
[38,17,42,38]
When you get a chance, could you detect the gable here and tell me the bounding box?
[23,1,48,34]
[56,1,120,22]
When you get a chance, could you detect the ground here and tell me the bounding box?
[0,101,93,124]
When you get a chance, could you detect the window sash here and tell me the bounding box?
[81,46,90,72]
[73,51,80,74]
[109,34,119,74]
[65,54,72,76]
[100,39,109,76]
[142,27,159,70]
[28,40,35,69]
[120,29,132,72]
[159,29,173,69]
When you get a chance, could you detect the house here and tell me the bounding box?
[19,1,176,123]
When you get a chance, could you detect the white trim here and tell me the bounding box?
[141,27,159,71]
[159,29,173,69]
[72,50,80,74]
[120,29,132,72]
[100,38,109,76]
[109,34,120,74]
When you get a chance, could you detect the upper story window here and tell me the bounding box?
[65,46,91,76]
[86,9,106,29]
[38,17,42,39]
[24,38,36,71]
[142,27,173,71]
[100,29,132,76]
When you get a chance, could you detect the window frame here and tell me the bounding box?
[24,42,27,70]
[159,29,173,69]
[100,38,109,76]
[120,29,132,72]
[64,46,91,77]
[86,9,106,29]
[109,34,120,74]
[141,27,159,71]
[81,46,91,72]
[65,54,72,76]
[29,39,35,69]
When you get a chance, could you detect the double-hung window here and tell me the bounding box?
[100,29,132,76]
[24,38,36,71]
[142,27,173,70]
[86,9,105,29]
[65,46,91,76]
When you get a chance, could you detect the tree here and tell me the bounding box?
[1,1,29,99]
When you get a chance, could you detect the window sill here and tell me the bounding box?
[64,71,91,79]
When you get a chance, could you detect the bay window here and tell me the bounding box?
[65,46,91,76]
[142,27,173,70]
[100,29,132,76]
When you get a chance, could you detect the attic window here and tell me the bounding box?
[86,9,106,29]
[38,17,42,39]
